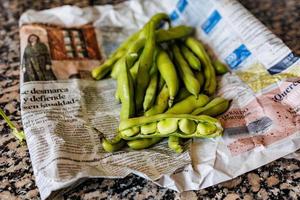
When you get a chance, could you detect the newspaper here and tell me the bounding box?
[19,0,300,199]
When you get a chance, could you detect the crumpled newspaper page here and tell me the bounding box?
[19,0,300,199]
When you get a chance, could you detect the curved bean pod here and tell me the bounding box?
[144,84,169,116]
[92,30,140,80]
[143,69,158,111]
[135,22,156,111]
[172,44,200,97]
[213,60,229,75]
[117,58,135,119]
[157,49,179,107]
[166,94,209,114]
[181,45,201,71]
[185,37,217,95]
[192,97,230,116]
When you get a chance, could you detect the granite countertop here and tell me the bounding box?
[0,0,300,199]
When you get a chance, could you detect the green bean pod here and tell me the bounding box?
[185,37,217,95]
[167,93,208,153]
[117,58,135,119]
[143,69,158,111]
[114,30,141,55]
[130,59,140,84]
[91,49,125,80]
[125,39,145,70]
[166,94,209,114]
[174,87,190,103]
[149,13,171,28]
[158,74,165,92]
[125,26,193,67]
[156,25,194,41]
[192,97,230,116]
[181,45,201,71]
[127,137,163,150]
[168,136,183,153]
[92,30,141,80]
[144,84,169,116]
[131,13,171,110]
[135,22,156,111]
[109,25,194,79]
[213,60,229,75]
[118,113,223,140]
[115,83,121,102]
[102,138,126,153]
[157,49,179,107]
[195,71,205,91]
[172,44,200,97]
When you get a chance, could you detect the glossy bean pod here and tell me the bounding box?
[117,58,135,119]
[118,114,223,140]
[181,45,201,71]
[172,44,200,97]
[213,60,229,75]
[135,22,156,111]
[192,97,230,116]
[91,30,140,80]
[185,37,217,95]
[144,84,169,116]
[156,49,179,107]
[166,94,209,114]
[143,67,159,111]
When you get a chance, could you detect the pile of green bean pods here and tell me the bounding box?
[92,13,231,153]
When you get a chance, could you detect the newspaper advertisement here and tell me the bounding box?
[19,0,300,199]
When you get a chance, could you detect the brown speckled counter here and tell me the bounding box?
[0,0,300,199]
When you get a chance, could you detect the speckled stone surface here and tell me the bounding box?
[0,0,300,199]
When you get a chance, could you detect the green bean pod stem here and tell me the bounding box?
[172,44,200,97]
[181,45,201,71]
[192,97,230,116]
[157,49,179,107]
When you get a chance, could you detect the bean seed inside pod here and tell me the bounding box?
[197,122,217,135]
[141,122,157,135]
[178,119,196,134]
[157,118,179,134]
[121,126,140,137]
